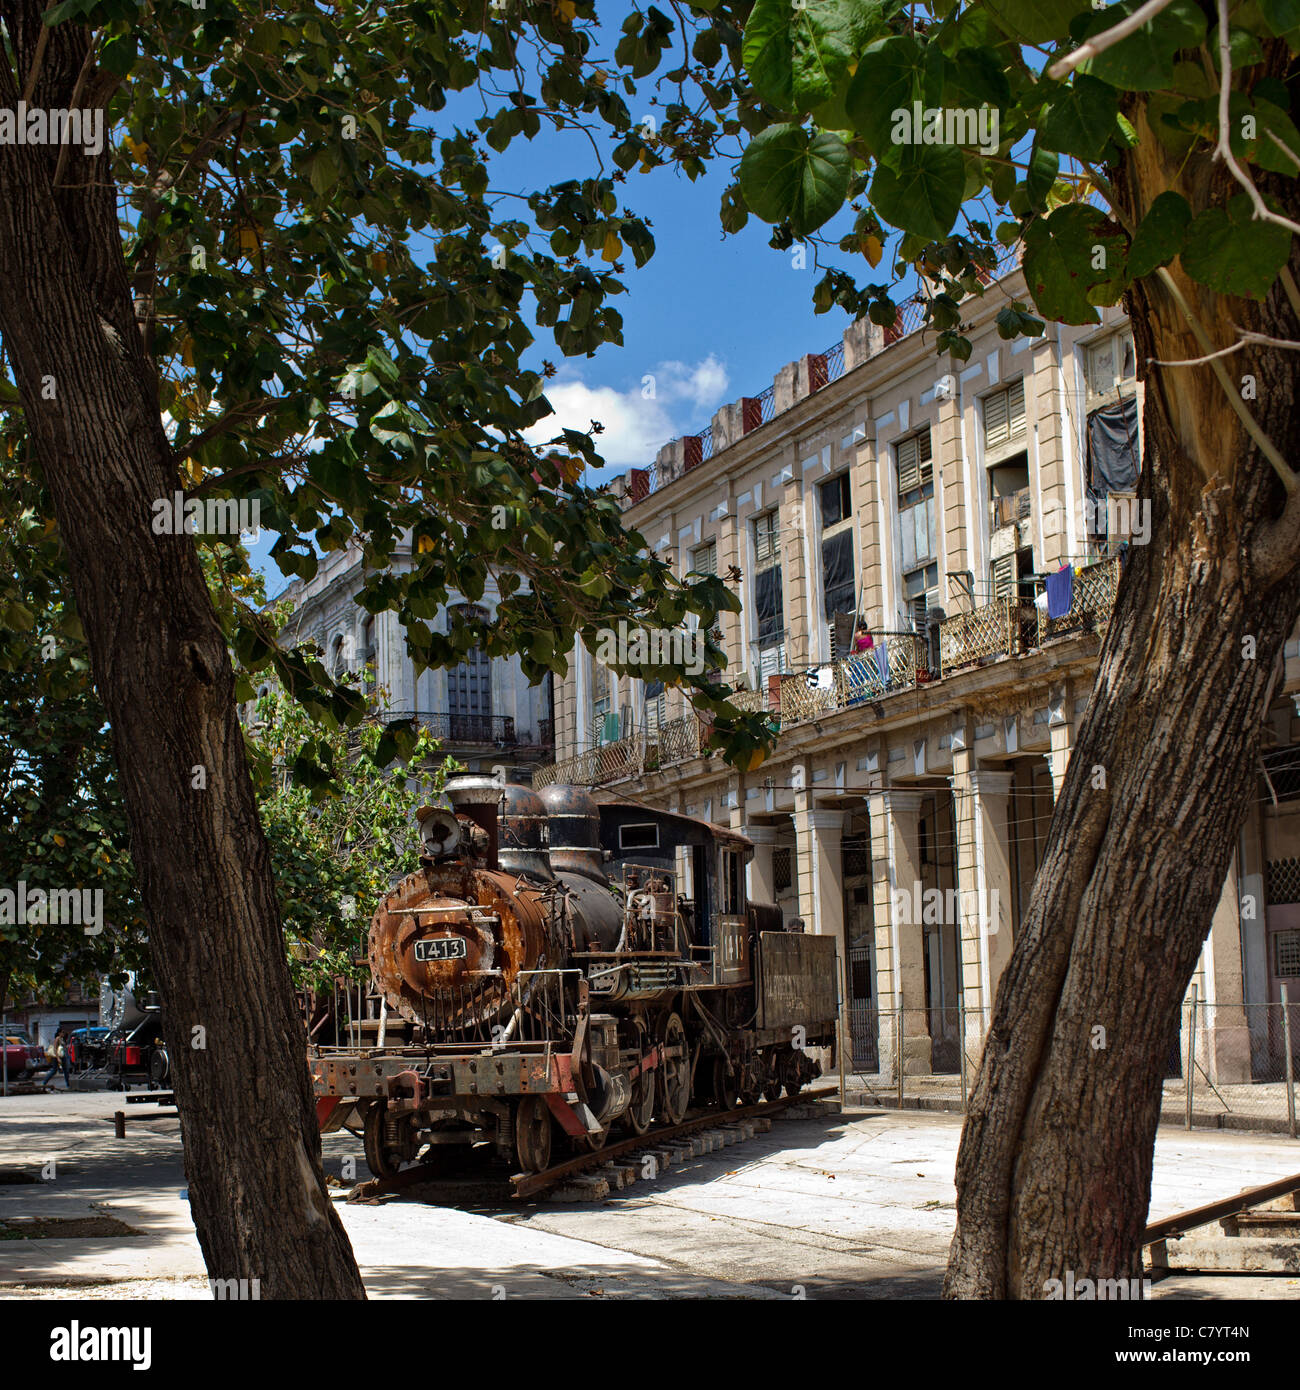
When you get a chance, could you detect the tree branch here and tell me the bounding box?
[1046,0,1175,81]
[1213,0,1300,237]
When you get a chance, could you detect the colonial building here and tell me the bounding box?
[538,257,1300,1085]
[268,536,555,782]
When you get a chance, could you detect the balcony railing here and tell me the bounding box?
[384,710,517,746]
[1037,555,1122,645]
[939,555,1122,675]
[776,633,932,723]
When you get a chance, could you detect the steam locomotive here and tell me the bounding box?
[310,778,839,1178]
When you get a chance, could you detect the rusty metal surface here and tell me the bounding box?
[368,863,556,1029]
[756,932,838,1032]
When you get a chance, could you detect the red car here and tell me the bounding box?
[2,1033,41,1080]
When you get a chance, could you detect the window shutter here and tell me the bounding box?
[693,540,717,575]
[897,435,919,493]
[1007,378,1026,437]
[758,643,785,680]
[990,553,1016,598]
[910,593,928,631]
[917,426,933,485]
[985,389,1008,448]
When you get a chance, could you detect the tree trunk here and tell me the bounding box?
[0,9,364,1296]
[946,76,1300,1297]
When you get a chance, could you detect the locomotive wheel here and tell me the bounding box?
[363,1102,414,1180]
[624,1065,656,1136]
[712,1055,741,1111]
[515,1096,553,1174]
[658,1013,691,1125]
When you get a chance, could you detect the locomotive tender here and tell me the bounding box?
[311,777,838,1178]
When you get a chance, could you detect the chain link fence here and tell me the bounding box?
[843,995,1299,1138]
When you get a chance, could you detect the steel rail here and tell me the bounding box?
[510,1084,839,1199]
[1143,1170,1300,1245]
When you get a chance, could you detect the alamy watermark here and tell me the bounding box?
[0,882,102,935]
[890,101,1000,156]
[594,620,703,676]
[0,102,104,157]
[891,882,999,927]
[151,491,262,538]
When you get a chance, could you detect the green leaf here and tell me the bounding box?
[1025,140,1058,212]
[982,0,1091,43]
[1259,0,1300,37]
[1036,75,1120,160]
[844,35,935,163]
[1181,194,1293,300]
[869,143,965,242]
[1127,191,1191,279]
[1022,203,1128,324]
[743,0,881,114]
[1079,0,1208,91]
[738,124,851,236]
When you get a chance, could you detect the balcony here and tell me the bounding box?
[939,555,1121,674]
[383,710,517,747]
[775,633,932,723]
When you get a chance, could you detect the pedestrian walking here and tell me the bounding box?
[40,1030,69,1089]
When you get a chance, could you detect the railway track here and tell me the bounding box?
[345,1085,841,1204]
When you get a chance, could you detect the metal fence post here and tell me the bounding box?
[1185,984,1198,1131]
[895,1010,904,1110]
[958,992,968,1112]
[1282,984,1296,1141]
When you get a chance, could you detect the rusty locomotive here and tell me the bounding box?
[310,778,839,1177]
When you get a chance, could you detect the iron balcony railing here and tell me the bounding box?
[383,710,517,746]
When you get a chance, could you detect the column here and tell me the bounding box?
[1202,856,1251,1084]
[1044,681,1075,800]
[868,787,931,1074]
[744,824,778,905]
[794,805,846,1069]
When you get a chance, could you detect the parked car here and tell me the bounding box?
[2,1034,38,1079]
[66,1027,110,1070]
[106,1012,169,1089]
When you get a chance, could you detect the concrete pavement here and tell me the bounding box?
[0,1089,1296,1299]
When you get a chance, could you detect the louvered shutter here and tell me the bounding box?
[693,540,717,575]
[916,426,933,485]
[985,389,1009,448]
[1007,378,1026,437]
[897,435,920,492]
[990,553,1016,598]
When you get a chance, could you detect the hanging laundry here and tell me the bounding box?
[854,628,874,652]
[873,640,889,686]
[1045,563,1074,620]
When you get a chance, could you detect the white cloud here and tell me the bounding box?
[524,354,730,473]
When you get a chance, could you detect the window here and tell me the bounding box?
[895,425,932,493]
[896,427,937,627]
[1275,930,1300,978]
[592,662,616,745]
[1086,328,1137,401]
[721,848,743,915]
[989,456,1030,531]
[752,511,785,674]
[818,473,856,624]
[819,473,851,528]
[330,634,348,678]
[983,379,1027,451]
[619,823,660,851]
[644,678,666,736]
[754,510,781,567]
[691,540,717,575]
[447,603,491,730]
[773,847,793,895]
[362,618,376,693]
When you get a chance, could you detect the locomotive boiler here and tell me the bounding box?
[310,778,839,1178]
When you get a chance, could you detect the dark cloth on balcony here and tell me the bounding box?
[1086,395,1141,525]
[1046,563,1074,620]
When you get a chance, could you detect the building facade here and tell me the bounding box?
[268,537,555,781]
[539,261,1300,1085]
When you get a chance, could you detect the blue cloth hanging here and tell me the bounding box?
[1046,564,1074,620]
[873,640,889,686]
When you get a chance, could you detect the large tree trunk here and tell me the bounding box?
[0,7,364,1296]
[946,74,1300,1297]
